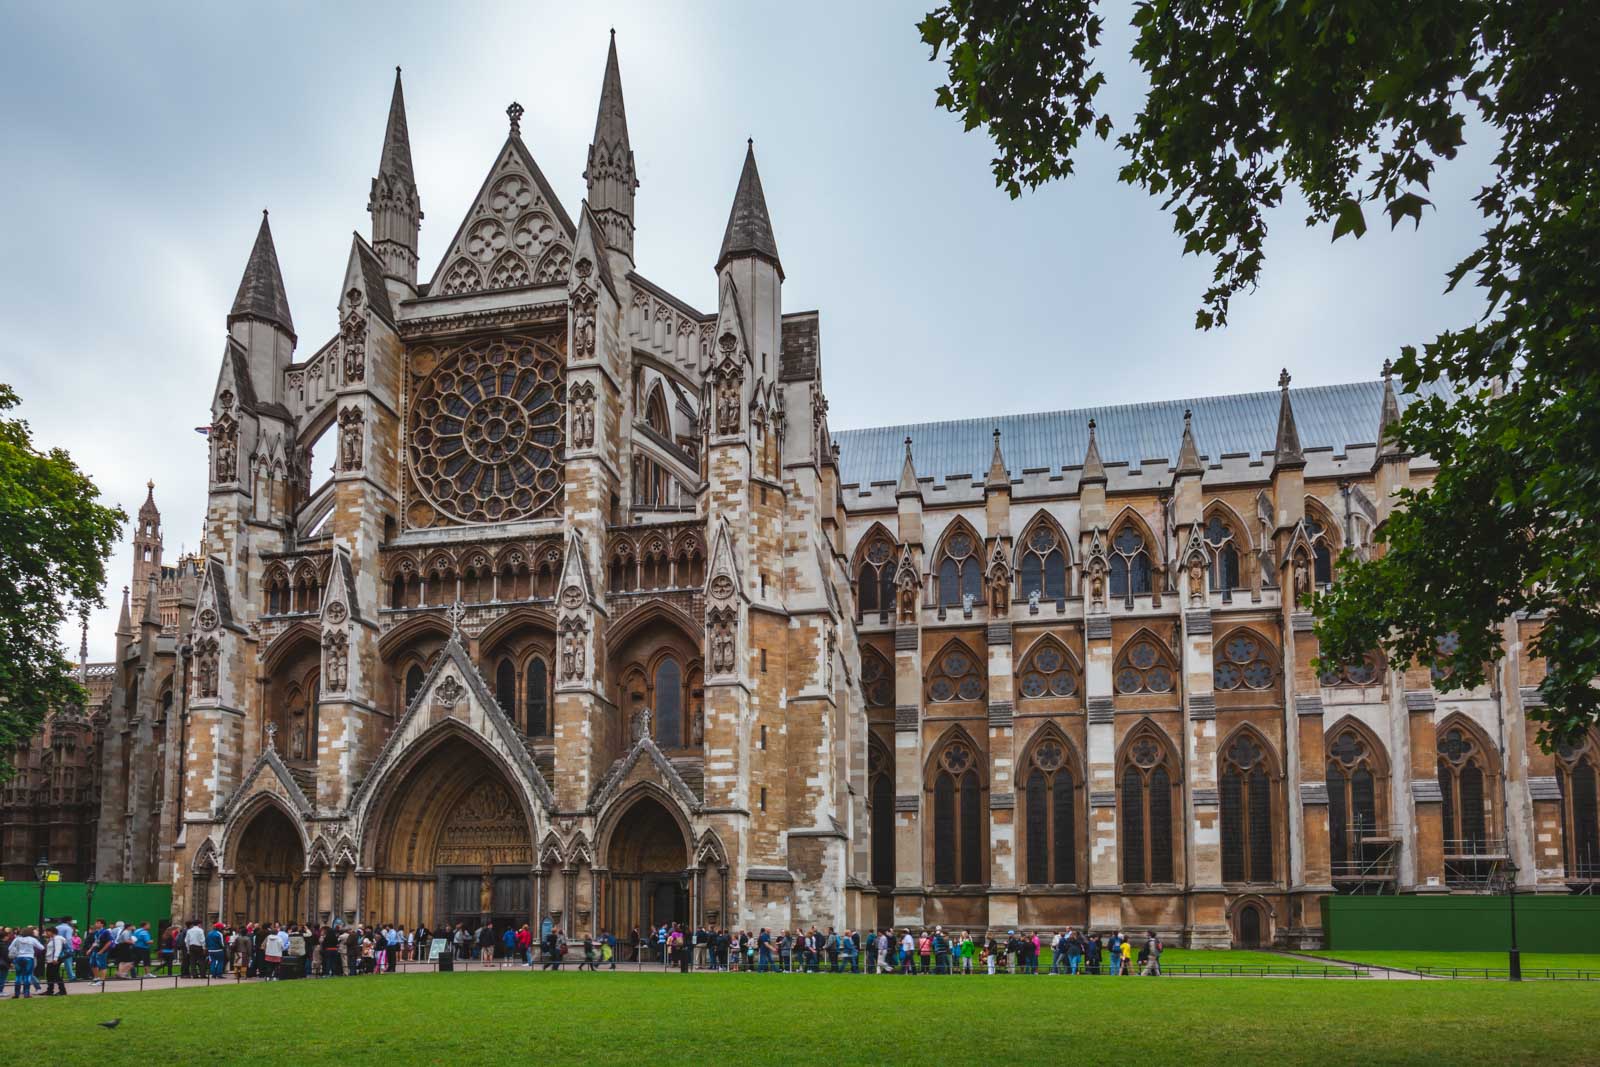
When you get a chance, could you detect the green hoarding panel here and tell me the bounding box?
[0,881,171,931]
[1322,895,1600,953]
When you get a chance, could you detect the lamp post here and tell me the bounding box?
[34,855,51,932]
[1505,860,1522,982]
[85,874,98,930]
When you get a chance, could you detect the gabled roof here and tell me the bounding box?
[347,233,395,325]
[229,211,295,338]
[425,128,576,297]
[832,378,1454,486]
[716,141,782,278]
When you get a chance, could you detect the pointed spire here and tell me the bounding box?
[138,479,159,521]
[585,31,637,261]
[1375,359,1405,460]
[116,585,133,637]
[716,140,783,278]
[229,211,295,338]
[1175,408,1203,475]
[896,436,921,498]
[378,67,415,187]
[77,616,89,687]
[1081,419,1106,484]
[370,66,422,287]
[986,428,1009,489]
[1273,369,1305,469]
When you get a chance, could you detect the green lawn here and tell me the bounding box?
[22,971,1600,1065]
[1299,950,1600,974]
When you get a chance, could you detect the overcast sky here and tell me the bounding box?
[1,1,1493,660]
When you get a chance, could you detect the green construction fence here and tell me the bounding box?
[1322,893,1600,953]
[0,881,171,932]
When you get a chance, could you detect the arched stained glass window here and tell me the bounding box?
[932,741,983,886]
[1220,733,1275,883]
[494,658,516,718]
[1121,729,1177,885]
[1114,637,1175,695]
[655,657,682,748]
[525,658,548,736]
[1017,639,1078,700]
[1109,525,1153,598]
[1017,521,1068,603]
[937,529,983,608]
[1213,631,1275,691]
[1023,736,1077,885]
[926,645,984,703]
[1204,515,1242,591]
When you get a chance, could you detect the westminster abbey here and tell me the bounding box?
[6,34,1590,949]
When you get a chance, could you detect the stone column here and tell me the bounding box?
[1182,607,1228,947]
[986,620,1017,932]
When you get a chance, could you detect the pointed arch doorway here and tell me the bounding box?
[603,793,690,945]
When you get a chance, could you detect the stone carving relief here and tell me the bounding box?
[715,371,742,436]
[895,550,920,625]
[341,307,367,383]
[559,617,587,682]
[436,674,465,708]
[1291,550,1312,609]
[569,381,596,450]
[322,629,348,693]
[194,637,219,699]
[987,545,1011,614]
[337,406,364,472]
[197,607,219,633]
[708,606,737,675]
[213,417,238,485]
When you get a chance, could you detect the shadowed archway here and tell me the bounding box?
[602,792,691,946]
[230,800,306,925]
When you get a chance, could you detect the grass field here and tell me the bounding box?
[1300,950,1600,974]
[20,970,1600,1065]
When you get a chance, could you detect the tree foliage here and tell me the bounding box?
[0,384,124,775]
[921,0,1599,745]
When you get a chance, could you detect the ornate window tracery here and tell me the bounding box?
[1219,732,1276,883]
[1108,524,1153,598]
[1120,726,1178,884]
[932,739,983,885]
[936,528,983,608]
[406,335,564,526]
[856,531,899,622]
[1017,519,1068,604]
[926,644,984,704]
[1114,634,1176,695]
[1320,652,1382,687]
[1325,722,1388,880]
[1204,514,1242,592]
[860,647,894,708]
[1438,721,1499,855]
[1023,733,1078,885]
[1304,511,1336,586]
[1213,630,1275,692]
[1557,733,1600,880]
[1017,637,1078,700]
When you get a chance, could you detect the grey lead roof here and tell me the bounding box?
[229,211,295,337]
[831,378,1453,487]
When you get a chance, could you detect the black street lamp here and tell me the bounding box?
[1505,860,1522,982]
[34,855,51,932]
[85,874,98,930]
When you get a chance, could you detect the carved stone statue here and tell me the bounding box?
[989,567,1010,614]
[338,407,364,472]
[716,377,741,435]
[632,707,652,743]
[560,621,587,681]
[570,383,596,449]
[341,314,366,383]
[709,609,736,674]
[1188,557,1205,605]
[1292,553,1312,608]
[573,297,596,360]
[323,630,348,692]
[897,579,918,625]
[290,719,307,761]
[195,638,219,698]
[214,423,236,484]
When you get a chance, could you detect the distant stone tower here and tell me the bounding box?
[130,481,163,621]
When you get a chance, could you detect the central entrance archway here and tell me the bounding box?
[604,793,690,946]
[367,731,535,935]
[231,801,306,925]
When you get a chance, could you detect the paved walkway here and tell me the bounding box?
[1266,949,1426,980]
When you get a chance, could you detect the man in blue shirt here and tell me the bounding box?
[205,924,226,977]
[133,922,153,977]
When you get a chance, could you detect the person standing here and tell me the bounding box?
[42,927,68,996]
[7,928,44,999]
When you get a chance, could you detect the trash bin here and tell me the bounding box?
[437,950,454,972]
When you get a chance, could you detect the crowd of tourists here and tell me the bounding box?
[3,917,1165,995]
[629,924,1166,976]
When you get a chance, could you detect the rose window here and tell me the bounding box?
[1214,633,1274,691]
[407,335,564,524]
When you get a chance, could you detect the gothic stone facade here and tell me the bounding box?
[56,38,1593,947]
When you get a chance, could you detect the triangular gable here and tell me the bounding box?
[195,557,243,634]
[1281,518,1316,568]
[427,136,576,297]
[347,633,556,821]
[588,731,700,814]
[214,337,258,416]
[341,234,395,326]
[320,544,366,627]
[712,274,749,370]
[557,530,598,610]
[704,518,744,601]
[572,201,618,304]
[219,743,315,824]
